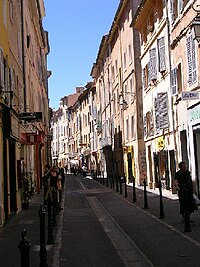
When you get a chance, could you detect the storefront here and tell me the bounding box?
[188,102,200,197]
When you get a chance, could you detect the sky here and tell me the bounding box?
[43,0,120,110]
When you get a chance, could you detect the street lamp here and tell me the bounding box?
[191,1,200,42]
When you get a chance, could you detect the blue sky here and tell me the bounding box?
[43,0,119,109]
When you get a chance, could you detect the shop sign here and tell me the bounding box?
[20,133,44,145]
[157,136,165,151]
[182,92,199,100]
[123,146,133,154]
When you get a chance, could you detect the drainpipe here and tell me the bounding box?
[20,0,27,112]
[165,0,178,190]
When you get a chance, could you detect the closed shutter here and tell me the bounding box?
[179,0,184,14]
[143,114,147,138]
[149,48,157,81]
[157,37,166,73]
[154,92,169,132]
[159,92,169,129]
[154,97,160,133]
[0,48,5,88]
[149,109,154,136]
[142,67,146,90]
[186,31,197,86]
[171,68,178,95]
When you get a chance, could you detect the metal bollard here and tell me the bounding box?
[18,229,31,267]
[47,194,54,244]
[119,176,123,194]
[39,204,48,267]
[143,179,148,208]
[158,181,165,219]
[124,176,128,198]
[132,176,136,203]
[52,188,57,225]
[183,186,191,232]
[102,172,105,185]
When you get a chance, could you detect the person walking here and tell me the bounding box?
[174,161,194,221]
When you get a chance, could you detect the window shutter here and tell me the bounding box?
[143,114,147,137]
[149,109,154,136]
[157,37,166,73]
[170,0,174,22]
[149,48,157,81]
[154,92,169,132]
[0,48,5,88]
[186,31,197,86]
[158,92,169,129]
[154,97,160,133]
[142,67,147,90]
[179,0,184,13]
[171,68,178,95]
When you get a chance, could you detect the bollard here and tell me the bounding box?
[124,176,128,198]
[158,181,165,219]
[47,194,54,244]
[132,176,136,203]
[183,186,191,232]
[52,188,57,225]
[119,176,123,194]
[106,174,109,187]
[143,179,148,208]
[18,229,31,267]
[102,172,105,185]
[39,204,48,267]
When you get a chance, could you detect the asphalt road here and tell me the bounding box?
[52,175,200,267]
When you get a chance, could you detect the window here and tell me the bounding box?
[115,59,118,75]
[149,48,157,81]
[171,68,178,95]
[128,44,132,63]
[131,115,134,138]
[157,37,166,73]
[154,92,169,133]
[124,51,127,70]
[126,118,129,140]
[177,63,182,93]
[186,31,197,87]
[142,64,149,90]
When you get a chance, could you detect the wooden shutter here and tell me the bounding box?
[142,67,147,90]
[186,31,197,86]
[171,68,178,95]
[158,92,169,129]
[157,37,166,73]
[149,48,157,81]
[149,109,154,136]
[143,114,147,138]
[0,48,5,88]
[154,92,169,132]
[154,97,160,133]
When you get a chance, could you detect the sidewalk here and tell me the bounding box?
[0,190,57,267]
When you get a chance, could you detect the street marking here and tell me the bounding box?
[87,196,154,267]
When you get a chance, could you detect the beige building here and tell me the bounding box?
[91,0,145,185]
[0,0,50,225]
[133,0,200,194]
[169,0,200,196]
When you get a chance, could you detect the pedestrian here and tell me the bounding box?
[82,164,87,177]
[43,163,51,205]
[174,161,194,221]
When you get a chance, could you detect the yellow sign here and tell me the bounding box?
[123,146,133,154]
[157,136,165,150]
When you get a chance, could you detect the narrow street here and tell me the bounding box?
[53,174,200,267]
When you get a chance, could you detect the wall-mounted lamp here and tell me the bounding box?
[191,2,200,42]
